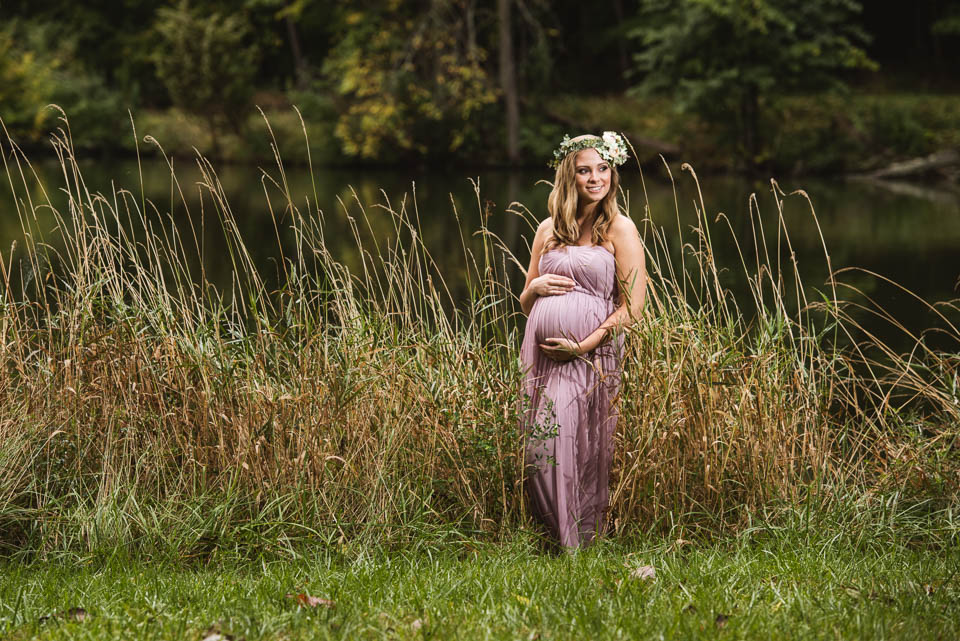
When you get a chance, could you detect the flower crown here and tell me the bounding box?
[549,131,629,169]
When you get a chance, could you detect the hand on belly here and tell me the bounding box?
[539,336,580,361]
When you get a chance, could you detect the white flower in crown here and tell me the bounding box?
[601,131,628,166]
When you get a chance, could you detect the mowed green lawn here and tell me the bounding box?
[2,529,957,641]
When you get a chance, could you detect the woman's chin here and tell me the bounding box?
[579,191,607,203]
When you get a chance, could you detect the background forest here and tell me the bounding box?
[2,0,959,175]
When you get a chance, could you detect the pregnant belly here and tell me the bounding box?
[528,291,607,344]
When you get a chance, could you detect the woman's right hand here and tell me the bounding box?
[528,274,575,297]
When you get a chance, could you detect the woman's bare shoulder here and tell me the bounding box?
[608,214,638,236]
[534,217,554,241]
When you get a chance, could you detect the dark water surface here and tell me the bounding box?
[2,156,958,349]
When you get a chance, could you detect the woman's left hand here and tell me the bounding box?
[539,337,581,362]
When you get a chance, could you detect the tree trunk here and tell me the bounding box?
[286,13,306,87]
[870,149,960,180]
[208,115,222,159]
[498,0,520,164]
[613,0,629,89]
[466,0,477,62]
[740,84,760,170]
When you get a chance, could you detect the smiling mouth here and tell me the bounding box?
[587,186,604,193]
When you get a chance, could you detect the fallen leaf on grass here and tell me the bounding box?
[65,608,89,622]
[201,623,234,641]
[629,565,656,581]
[869,590,896,605]
[843,584,895,604]
[672,538,693,551]
[286,593,335,608]
[39,607,90,625]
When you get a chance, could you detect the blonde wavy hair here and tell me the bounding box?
[546,144,621,250]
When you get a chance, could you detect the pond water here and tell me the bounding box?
[2,155,958,350]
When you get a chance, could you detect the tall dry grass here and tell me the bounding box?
[0,113,956,555]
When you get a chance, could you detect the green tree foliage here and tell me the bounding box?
[0,21,125,146]
[152,1,261,146]
[2,1,160,103]
[629,0,877,166]
[931,9,960,36]
[0,26,51,135]
[322,0,498,160]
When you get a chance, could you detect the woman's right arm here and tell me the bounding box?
[519,220,575,315]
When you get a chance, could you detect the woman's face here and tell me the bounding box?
[573,148,611,205]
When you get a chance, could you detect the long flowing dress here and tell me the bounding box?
[521,244,623,548]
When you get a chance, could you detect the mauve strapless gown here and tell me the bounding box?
[521,244,623,548]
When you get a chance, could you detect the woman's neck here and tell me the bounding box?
[577,202,599,226]
[575,204,599,245]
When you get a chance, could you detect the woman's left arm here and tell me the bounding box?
[539,216,646,360]
[579,215,646,352]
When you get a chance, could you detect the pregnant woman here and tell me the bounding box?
[519,132,647,549]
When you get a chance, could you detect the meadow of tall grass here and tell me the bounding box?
[0,112,957,558]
